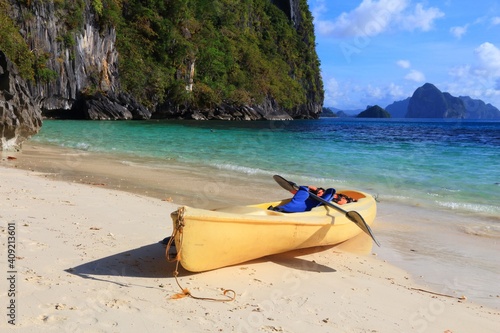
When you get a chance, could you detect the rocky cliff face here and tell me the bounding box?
[154,99,294,121]
[3,0,321,122]
[459,96,500,119]
[7,0,150,120]
[406,83,466,118]
[0,51,42,151]
[387,88,500,119]
[385,97,410,118]
[153,0,321,121]
[271,0,301,28]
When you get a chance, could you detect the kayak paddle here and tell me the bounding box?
[273,175,381,247]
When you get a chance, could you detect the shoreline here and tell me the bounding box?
[1,142,286,209]
[0,142,500,310]
[2,142,499,309]
[1,164,499,332]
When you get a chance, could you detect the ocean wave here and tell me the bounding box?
[209,162,273,176]
[74,142,90,150]
[32,119,499,216]
[120,160,142,167]
[378,194,413,202]
[119,158,180,170]
[32,136,92,151]
[437,201,500,217]
[301,176,347,186]
[441,187,461,193]
[458,224,500,239]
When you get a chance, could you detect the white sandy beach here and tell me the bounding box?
[1,154,499,332]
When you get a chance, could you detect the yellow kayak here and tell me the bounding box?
[169,190,377,272]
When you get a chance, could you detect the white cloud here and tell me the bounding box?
[448,65,471,79]
[315,0,402,37]
[366,84,385,99]
[323,77,341,100]
[474,42,500,77]
[310,0,328,22]
[322,76,354,107]
[444,78,500,108]
[387,82,405,98]
[314,0,444,38]
[322,78,406,109]
[358,83,408,108]
[398,3,445,32]
[445,43,500,107]
[450,25,468,39]
[405,69,426,82]
[433,44,500,97]
[491,17,500,25]
[397,60,411,68]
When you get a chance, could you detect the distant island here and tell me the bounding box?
[320,107,361,118]
[321,104,391,119]
[323,83,500,119]
[357,105,391,118]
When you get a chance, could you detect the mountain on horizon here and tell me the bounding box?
[385,98,410,118]
[458,95,500,119]
[385,83,500,119]
[321,107,363,117]
[357,105,391,118]
[407,83,466,118]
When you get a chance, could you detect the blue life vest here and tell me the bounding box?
[276,186,336,213]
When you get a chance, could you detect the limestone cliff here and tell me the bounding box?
[6,0,150,120]
[0,51,42,151]
[406,83,466,118]
[459,96,500,119]
[386,90,500,119]
[2,0,323,121]
[385,98,410,118]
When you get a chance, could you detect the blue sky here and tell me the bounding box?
[308,0,500,110]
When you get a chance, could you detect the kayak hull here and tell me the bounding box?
[170,190,376,272]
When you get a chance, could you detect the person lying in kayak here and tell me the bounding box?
[332,192,358,205]
[269,185,358,213]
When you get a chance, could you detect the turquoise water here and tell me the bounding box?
[32,118,500,220]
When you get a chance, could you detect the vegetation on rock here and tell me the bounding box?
[0,0,322,113]
[0,0,34,79]
[110,0,322,110]
[357,105,391,118]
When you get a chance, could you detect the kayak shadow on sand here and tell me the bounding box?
[65,242,339,284]
[266,246,337,273]
[65,243,180,282]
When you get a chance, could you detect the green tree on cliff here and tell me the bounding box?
[1,0,323,112]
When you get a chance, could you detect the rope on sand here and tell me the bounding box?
[166,207,236,302]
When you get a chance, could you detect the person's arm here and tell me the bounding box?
[306,186,325,196]
[292,186,310,199]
